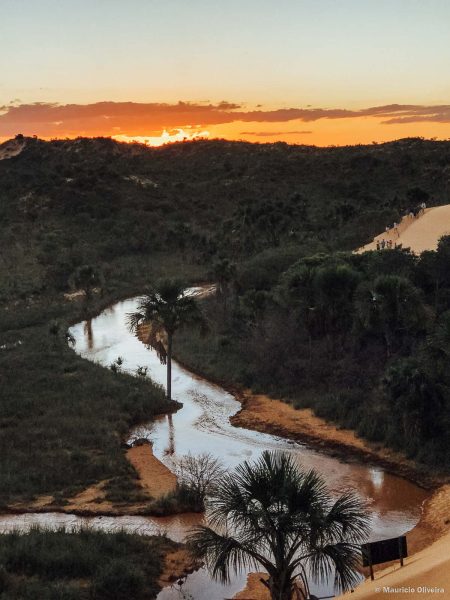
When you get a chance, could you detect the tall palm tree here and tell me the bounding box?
[383,358,445,440]
[127,279,202,400]
[354,275,425,356]
[188,451,370,600]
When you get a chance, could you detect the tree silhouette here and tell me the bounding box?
[354,275,425,356]
[383,358,445,439]
[127,280,202,400]
[189,451,370,600]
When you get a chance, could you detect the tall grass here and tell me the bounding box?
[0,291,174,505]
[0,526,175,599]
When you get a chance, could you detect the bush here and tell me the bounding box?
[0,528,173,600]
[175,453,226,509]
[0,564,9,594]
[91,560,146,600]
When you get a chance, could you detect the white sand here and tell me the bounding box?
[357,205,450,254]
[340,531,450,600]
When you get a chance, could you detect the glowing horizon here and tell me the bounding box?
[1,1,449,146]
[2,101,450,148]
[113,128,211,147]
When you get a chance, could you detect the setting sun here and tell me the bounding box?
[113,128,210,147]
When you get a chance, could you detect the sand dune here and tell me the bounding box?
[0,137,26,160]
[341,532,450,600]
[338,485,450,600]
[357,205,450,254]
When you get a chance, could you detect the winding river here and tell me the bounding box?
[0,294,428,600]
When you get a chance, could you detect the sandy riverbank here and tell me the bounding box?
[126,442,177,498]
[158,547,203,589]
[231,391,443,489]
[233,485,450,600]
[338,485,450,600]
[6,441,177,516]
[234,573,270,599]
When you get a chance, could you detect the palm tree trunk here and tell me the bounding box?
[167,332,173,400]
[269,575,292,600]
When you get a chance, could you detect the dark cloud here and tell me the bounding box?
[240,130,312,136]
[0,101,244,137]
[1,101,450,138]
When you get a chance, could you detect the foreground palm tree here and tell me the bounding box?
[127,279,201,400]
[188,451,370,600]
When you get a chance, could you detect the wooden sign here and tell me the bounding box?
[361,535,407,580]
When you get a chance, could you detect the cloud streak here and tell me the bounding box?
[1,101,450,139]
[240,130,312,136]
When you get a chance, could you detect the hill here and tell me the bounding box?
[1,136,450,507]
[1,135,450,301]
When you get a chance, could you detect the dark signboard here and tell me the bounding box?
[361,535,407,567]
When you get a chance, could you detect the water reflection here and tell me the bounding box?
[166,414,175,456]
[84,320,94,350]
[63,297,427,599]
[369,468,384,490]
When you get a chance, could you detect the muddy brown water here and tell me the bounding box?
[0,294,428,600]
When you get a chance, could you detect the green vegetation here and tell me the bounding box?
[176,242,450,470]
[1,135,450,506]
[2,136,450,304]
[0,294,173,505]
[150,453,225,515]
[189,450,370,600]
[127,279,203,400]
[0,527,176,599]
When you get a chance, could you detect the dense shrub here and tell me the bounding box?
[91,560,146,600]
[0,528,173,600]
[177,244,450,470]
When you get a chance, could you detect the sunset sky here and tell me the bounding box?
[1,0,450,146]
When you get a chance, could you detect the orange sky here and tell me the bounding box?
[2,102,450,147]
[1,2,450,147]
[116,117,450,147]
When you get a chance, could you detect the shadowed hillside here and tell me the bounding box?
[1,136,450,505]
[1,135,450,300]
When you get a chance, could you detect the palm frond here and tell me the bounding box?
[307,542,363,592]
[324,492,371,543]
[126,309,146,333]
[188,526,268,584]
[187,450,370,595]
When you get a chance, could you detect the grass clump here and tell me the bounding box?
[0,526,176,600]
[0,293,173,505]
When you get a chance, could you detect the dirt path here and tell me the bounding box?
[357,205,450,254]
